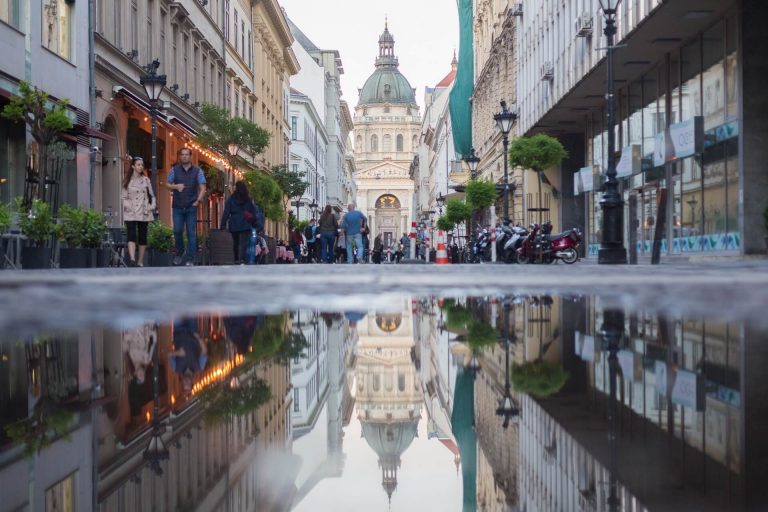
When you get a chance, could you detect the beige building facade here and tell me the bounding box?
[353,23,421,246]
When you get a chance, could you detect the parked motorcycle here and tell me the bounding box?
[516,223,581,264]
[502,225,529,263]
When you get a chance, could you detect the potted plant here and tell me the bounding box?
[147,221,174,266]
[764,205,768,253]
[0,202,10,269]
[18,198,55,269]
[56,206,108,268]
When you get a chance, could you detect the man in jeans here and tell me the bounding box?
[165,148,206,265]
[340,203,367,264]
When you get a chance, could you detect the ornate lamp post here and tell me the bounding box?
[436,192,445,215]
[140,60,166,199]
[142,327,169,475]
[597,0,628,264]
[463,148,481,248]
[227,143,240,195]
[496,302,519,428]
[493,101,517,224]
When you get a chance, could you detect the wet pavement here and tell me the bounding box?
[1,264,768,511]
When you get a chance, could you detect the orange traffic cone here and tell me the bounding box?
[435,230,450,264]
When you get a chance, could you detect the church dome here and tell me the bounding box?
[361,420,419,459]
[358,21,417,106]
[359,69,416,105]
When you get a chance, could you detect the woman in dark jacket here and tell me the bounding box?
[318,205,339,263]
[220,181,261,263]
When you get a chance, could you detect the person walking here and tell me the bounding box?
[165,148,206,266]
[304,218,320,262]
[121,156,156,266]
[372,233,383,264]
[290,228,304,262]
[220,181,264,264]
[318,205,338,264]
[340,203,367,264]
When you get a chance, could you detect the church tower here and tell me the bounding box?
[353,21,422,248]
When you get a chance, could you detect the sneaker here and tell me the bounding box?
[173,256,183,266]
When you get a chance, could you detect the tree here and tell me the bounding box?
[466,179,497,227]
[508,134,568,224]
[1,81,74,205]
[445,199,472,226]
[271,165,307,223]
[243,170,284,222]
[436,216,455,232]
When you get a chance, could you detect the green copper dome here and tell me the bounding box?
[358,22,416,106]
[359,69,416,105]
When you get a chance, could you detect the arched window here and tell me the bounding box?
[370,134,378,152]
[396,134,403,152]
[356,135,362,152]
[375,194,401,209]
[383,134,391,152]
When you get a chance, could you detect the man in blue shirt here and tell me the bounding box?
[340,203,367,264]
[165,148,206,265]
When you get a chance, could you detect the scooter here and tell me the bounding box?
[517,224,581,264]
[473,228,492,263]
[502,225,529,263]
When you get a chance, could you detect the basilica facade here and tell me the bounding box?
[353,22,422,248]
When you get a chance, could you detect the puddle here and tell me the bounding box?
[0,295,765,511]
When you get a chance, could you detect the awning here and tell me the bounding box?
[71,124,116,142]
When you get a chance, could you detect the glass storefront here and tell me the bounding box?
[582,7,741,257]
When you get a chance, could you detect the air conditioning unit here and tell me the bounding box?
[510,3,523,17]
[540,62,554,81]
[575,13,593,37]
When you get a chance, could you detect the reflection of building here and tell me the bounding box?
[353,22,421,241]
[355,303,422,502]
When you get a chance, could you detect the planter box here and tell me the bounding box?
[59,248,92,269]
[208,229,234,265]
[21,247,52,269]
[0,238,7,269]
[95,248,112,267]
[149,250,173,267]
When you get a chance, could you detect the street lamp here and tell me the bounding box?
[597,0,628,264]
[436,192,445,215]
[227,143,240,195]
[495,302,519,428]
[140,60,167,200]
[463,147,480,179]
[493,101,517,224]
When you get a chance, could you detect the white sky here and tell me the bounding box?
[280,0,460,113]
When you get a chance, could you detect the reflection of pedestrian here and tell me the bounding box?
[169,318,208,395]
[123,323,159,418]
[224,315,264,354]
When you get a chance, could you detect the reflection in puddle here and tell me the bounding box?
[0,295,764,511]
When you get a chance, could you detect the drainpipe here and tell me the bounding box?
[88,0,97,209]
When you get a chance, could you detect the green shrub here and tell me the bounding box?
[56,205,107,248]
[436,216,454,232]
[17,198,55,246]
[511,360,569,398]
[466,179,497,211]
[0,202,10,234]
[148,221,174,252]
[466,320,500,350]
[445,199,472,225]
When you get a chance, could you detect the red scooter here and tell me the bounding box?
[517,223,581,264]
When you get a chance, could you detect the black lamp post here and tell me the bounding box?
[599,308,625,511]
[493,101,517,224]
[496,302,519,428]
[227,143,239,195]
[436,192,445,215]
[463,149,481,247]
[140,60,167,200]
[142,326,169,475]
[597,0,628,264]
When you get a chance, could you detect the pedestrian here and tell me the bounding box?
[168,317,208,397]
[165,148,207,266]
[121,156,156,266]
[372,233,383,264]
[318,205,339,263]
[340,203,367,264]
[220,181,264,264]
[290,228,304,262]
[360,222,370,263]
[304,218,319,262]
[336,229,347,263]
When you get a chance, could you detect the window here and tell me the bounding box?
[113,0,122,47]
[396,134,403,152]
[383,134,391,152]
[248,30,252,67]
[355,135,362,152]
[293,388,299,412]
[291,116,298,140]
[1,0,20,30]
[146,0,153,61]
[234,10,238,50]
[370,135,378,152]
[224,0,229,40]
[241,21,245,57]
[235,91,240,117]
[42,0,72,60]
[130,0,138,55]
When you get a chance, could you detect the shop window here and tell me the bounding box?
[42,0,72,60]
[1,0,21,29]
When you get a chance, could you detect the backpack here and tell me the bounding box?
[304,224,315,242]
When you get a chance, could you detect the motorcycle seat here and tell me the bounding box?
[545,230,574,241]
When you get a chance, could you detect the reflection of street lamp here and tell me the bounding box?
[140,60,166,201]
[142,327,169,476]
[599,308,625,512]
[494,101,517,224]
[496,302,519,428]
[466,353,481,381]
[597,0,628,264]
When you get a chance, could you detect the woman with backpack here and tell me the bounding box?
[220,181,263,264]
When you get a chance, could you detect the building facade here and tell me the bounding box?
[508,0,766,258]
[0,0,97,208]
[353,23,421,247]
[289,88,328,221]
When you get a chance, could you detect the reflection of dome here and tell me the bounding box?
[361,419,419,500]
[376,314,402,333]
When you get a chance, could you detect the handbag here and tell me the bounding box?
[145,185,158,219]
